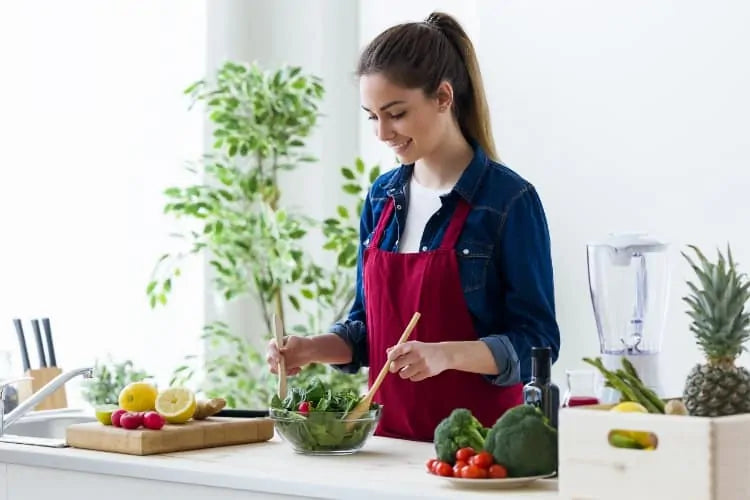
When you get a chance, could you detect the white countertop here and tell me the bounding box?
[0,433,558,499]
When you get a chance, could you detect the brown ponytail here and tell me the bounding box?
[357,11,498,160]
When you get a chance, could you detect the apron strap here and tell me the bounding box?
[439,198,471,250]
[371,197,395,248]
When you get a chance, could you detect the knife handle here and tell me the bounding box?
[12,319,31,373]
[42,318,57,367]
[31,319,47,368]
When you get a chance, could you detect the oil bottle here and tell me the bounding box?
[523,346,559,428]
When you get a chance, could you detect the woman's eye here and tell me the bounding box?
[391,112,406,120]
[367,115,378,121]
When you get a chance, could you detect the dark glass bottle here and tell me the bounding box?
[523,346,559,428]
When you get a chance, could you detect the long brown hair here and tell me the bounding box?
[357,11,498,160]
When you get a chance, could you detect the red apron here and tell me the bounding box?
[364,196,522,442]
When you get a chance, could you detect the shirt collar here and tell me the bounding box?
[384,140,489,205]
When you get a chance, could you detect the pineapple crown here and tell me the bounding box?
[682,244,750,362]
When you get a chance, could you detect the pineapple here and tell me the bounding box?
[682,244,750,417]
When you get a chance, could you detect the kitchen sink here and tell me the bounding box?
[0,409,96,448]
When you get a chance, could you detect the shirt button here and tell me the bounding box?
[421,246,428,251]
[396,204,402,210]
[462,248,470,255]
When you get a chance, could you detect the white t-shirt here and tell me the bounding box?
[398,175,452,253]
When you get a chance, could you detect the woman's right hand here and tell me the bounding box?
[266,335,312,376]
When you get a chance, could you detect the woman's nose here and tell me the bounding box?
[375,119,394,141]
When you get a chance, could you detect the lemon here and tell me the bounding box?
[611,401,648,413]
[155,387,197,424]
[94,405,119,425]
[118,382,159,412]
[610,401,654,448]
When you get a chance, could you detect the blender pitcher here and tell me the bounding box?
[586,233,670,402]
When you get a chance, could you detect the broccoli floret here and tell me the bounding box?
[433,408,488,464]
[484,405,557,477]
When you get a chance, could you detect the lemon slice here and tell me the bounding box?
[94,404,119,425]
[155,387,197,424]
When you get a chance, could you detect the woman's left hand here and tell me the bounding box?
[387,341,449,382]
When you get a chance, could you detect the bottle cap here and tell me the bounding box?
[531,346,551,380]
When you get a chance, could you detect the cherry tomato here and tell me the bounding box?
[426,458,437,473]
[488,464,508,479]
[453,460,467,476]
[297,401,311,415]
[460,464,488,479]
[469,451,494,469]
[434,461,453,477]
[455,447,475,463]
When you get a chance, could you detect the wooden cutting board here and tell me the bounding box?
[65,417,274,455]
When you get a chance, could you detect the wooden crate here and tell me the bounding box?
[558,404,750,500]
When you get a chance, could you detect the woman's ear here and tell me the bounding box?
[435,81,454,113]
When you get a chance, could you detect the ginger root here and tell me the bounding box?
[193,398,226,420]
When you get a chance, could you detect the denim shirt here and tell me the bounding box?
[329,143,560,385]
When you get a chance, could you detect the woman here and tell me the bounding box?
[267,11,560,442]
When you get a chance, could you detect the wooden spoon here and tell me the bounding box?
[273,313,288,400]
[344,311,421,425]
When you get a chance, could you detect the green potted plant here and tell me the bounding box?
[147,61,378,408]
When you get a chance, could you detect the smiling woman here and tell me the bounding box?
[267,10,561,443]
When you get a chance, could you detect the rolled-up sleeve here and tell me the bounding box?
[328,191,375,373]
[481,184,560,385]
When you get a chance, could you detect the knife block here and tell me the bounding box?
[17,366,68,411]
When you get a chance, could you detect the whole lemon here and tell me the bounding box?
[118,382,158,412]
[611,401,648,413]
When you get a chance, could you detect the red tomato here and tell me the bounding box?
[460,465,488,479]
[297,401,311,415]
[434,461,453,477]
[488,464,508,479]
[453,460,467,476]
[455,447,475,463]
[469,451,494,469]
[426,458,437,473]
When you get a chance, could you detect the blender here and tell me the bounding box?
[586,233,670,402]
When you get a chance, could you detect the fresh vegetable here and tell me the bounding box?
[609,402,656,449]
[583,357,665,413]
[433,408,489,464]
[193,398,226,420]
[269,379,380,453]
[434,461,453,477]
[664,399,689,415]
[461,465,487,479]
[484,404,557,477]
[426,441,509,480]
[469,451,493,469]
[455,447,475,463]
[488,464,508,478]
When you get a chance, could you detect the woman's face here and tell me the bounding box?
[360,73,452,164]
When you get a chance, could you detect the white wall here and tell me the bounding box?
[3,0,747,408]
[477,0,750,395]
[0,1,207,406]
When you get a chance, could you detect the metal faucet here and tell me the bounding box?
[0,367,94,435]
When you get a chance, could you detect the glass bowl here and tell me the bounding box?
[269,406,381,455]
